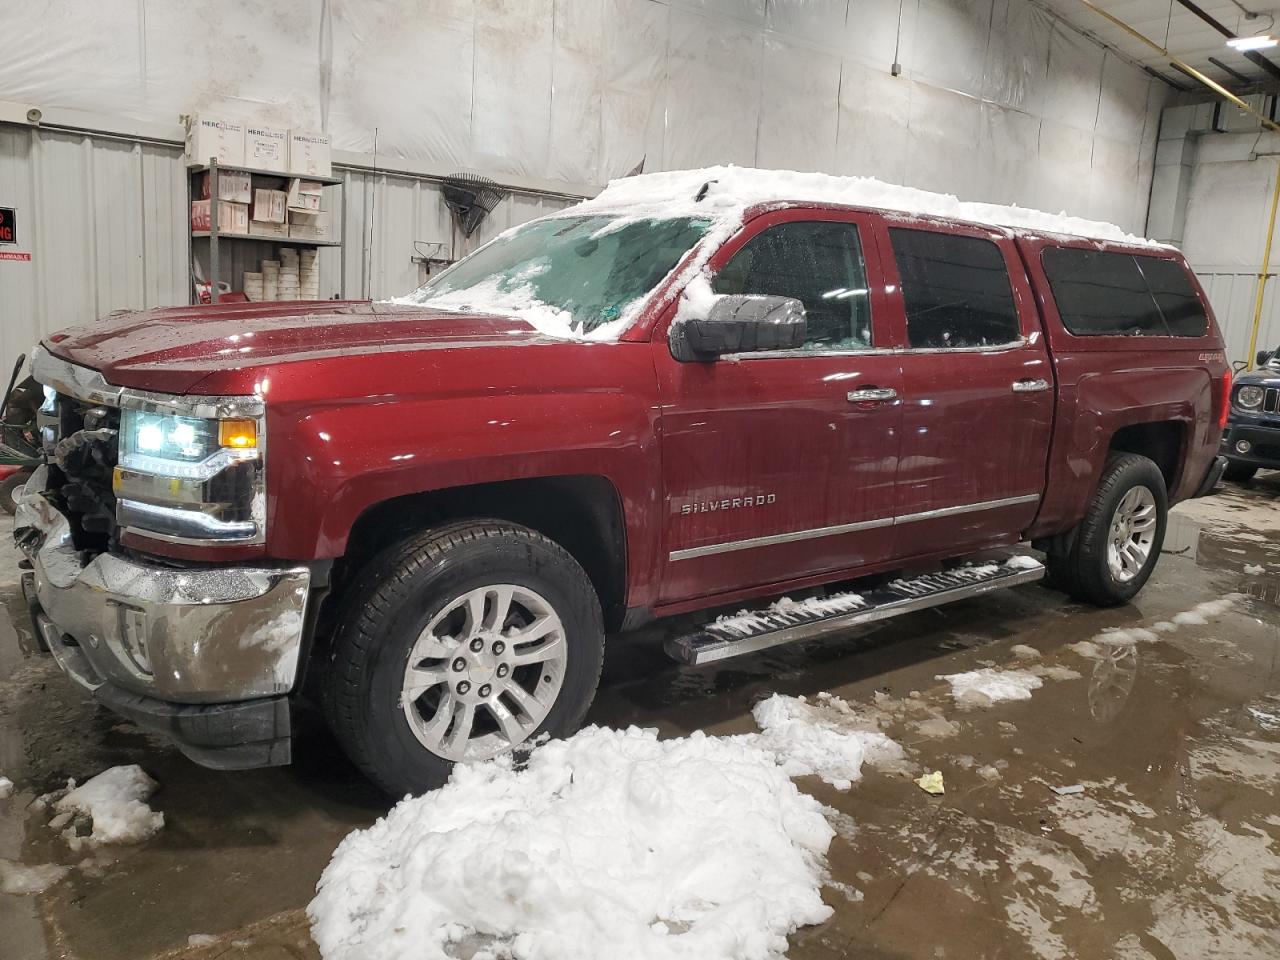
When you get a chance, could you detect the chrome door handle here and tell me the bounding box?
[847,388,898,403]
[1011,378,1050,393]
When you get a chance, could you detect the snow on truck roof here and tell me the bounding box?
[569,165,1160,248]
[403,165,1163,343]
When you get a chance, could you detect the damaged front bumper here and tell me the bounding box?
[14,465,311,769]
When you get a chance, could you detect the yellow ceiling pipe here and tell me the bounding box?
[1247,164,1280,369]
[1076,0,1280,368]
[1076,0,1280,132]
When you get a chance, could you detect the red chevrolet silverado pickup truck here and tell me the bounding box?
[15,168,1229,795]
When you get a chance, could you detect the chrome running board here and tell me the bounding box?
[664,556,1045,666]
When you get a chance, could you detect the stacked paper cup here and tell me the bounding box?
[279,248,300,301]
[300,249,319,300]
[262,260,280,301]
[242,271,264,301]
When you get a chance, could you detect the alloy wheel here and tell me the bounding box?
[1106,485,1157,583]
[400,584,567,762]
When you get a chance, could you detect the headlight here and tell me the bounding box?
[114,402,265,544]
[119,411,257,478]
[1236,385,1265,410]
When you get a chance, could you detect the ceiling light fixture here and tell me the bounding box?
[1227,34,1279,50]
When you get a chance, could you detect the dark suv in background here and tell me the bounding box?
[1223,346,1280,482]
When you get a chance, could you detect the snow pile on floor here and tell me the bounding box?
[1005,555,1044,571]
[710,590,865,637]
[0,858,70,895]
[938,668,1044,708]
[574,166,1155,246]
[309,724,838,960]
[48,765,163,850]
[751,694,904,790]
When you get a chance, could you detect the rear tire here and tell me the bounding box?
[1222,461,1259,483]
[1047,454,1167,607]
[322,520,605,797]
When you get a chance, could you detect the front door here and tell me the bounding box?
[653,210,904,605]
[874,222,1054,558]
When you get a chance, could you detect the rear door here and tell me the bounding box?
[876,222,1054,558]
[653,209,904,605]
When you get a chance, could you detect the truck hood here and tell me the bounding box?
[43,301,556,394]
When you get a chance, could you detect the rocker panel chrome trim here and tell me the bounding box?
[668,493,1041,561]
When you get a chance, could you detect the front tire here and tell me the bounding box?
[323,520,605,797]
[1048,453,1167,607]
[1222,461,1258,483]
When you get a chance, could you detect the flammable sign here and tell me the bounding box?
[0,207,14,244]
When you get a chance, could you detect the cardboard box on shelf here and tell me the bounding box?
[252,221,290,238]
[251,189,288,224]
[191,200,249,235]
[289,209,331,241]
[184,116,245,167]
[288,130,331,177]
[286,178,323,213]
[200,171,252,204]
[245,125,289,172]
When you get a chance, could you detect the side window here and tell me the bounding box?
[1135,256,1209,337]
[888,228,1021,349]
[1041,248,1208,337]
[711,220,873,350]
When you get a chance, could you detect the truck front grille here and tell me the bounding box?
[1264,387,1279,415]
[40,393,120,556]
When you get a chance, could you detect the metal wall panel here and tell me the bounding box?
[1195,269,1280,367]
[325,169,575,301]
[0,124,189,379]
[0,124,39,381]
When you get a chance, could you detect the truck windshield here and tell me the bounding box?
[403,215,711,336]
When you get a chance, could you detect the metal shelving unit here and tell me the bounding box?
[187,159,343,304]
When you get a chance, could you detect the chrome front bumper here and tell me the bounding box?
[14,465,311,704]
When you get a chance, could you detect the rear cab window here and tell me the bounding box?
[888,227,1021,349]
[1040,247,1209,338]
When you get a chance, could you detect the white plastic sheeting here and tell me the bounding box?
[0,0,1166,231]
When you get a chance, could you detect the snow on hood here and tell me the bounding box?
[569,164,1159,247]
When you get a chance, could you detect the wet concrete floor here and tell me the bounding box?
[1,473,1278,960]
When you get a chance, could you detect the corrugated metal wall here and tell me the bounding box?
[1195,269,1280,367]
[0,124,187,379]
[328,170,575,299]
[0,120,578,380]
